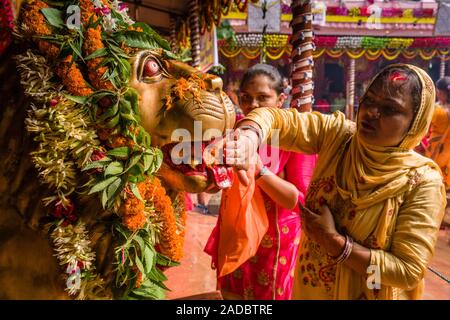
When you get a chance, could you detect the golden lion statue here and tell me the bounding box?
[0,0,234,299]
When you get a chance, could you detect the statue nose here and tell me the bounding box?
[205,76,223,92]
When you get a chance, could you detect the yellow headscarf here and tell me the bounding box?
[336,64,438,210]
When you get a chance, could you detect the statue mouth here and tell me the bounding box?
[160,141,233,192]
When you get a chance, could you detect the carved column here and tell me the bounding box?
[440,54,446,79]
[189,0,201,68]
[346,57,355,120]
[290,0,314,112]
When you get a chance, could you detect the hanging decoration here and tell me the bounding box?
[221,34,450,50]
[219,46,450,62]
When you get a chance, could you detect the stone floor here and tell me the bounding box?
[165,197,450,300]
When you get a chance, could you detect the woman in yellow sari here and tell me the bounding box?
[426,77,450,186]
[224,64,446,299]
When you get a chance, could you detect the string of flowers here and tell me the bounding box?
[225,34,450,50]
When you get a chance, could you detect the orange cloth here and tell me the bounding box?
[208,166,268,278]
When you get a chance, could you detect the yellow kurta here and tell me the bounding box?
[245,109,446,300]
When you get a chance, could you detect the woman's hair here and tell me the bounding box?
[240,63,284,95]
[370,65,422,115]
[436,76,450,103]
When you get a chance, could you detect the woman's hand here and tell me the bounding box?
[300,203,345,257]
[224,126,260,185]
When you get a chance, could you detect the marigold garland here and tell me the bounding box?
[121,177,185,262]
[21,0,60,59]
[16,0,187,300]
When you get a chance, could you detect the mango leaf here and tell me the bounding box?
[131,282,165,299]
[64,94,88,104]
[120,112,137,122]
[135,256,145,275]
[143,246,154,273]
[106,176,121,198]
[82,159,110,171]
[105,113,120,128]
[99,102,119,121]
[104,161,124,176]
[132,22,171,51]
[114,31,161,50]
[148,265,167,282]
[143,154,154,172]
[130,183,144,202]
[125,154,142,172]
[133,234,145,252]
[85,47,108,60]
[152,148,163,172]
[41,8,64,29]
[124,88,140,114]
[88,176,118,195]
[68,40,84,62]
[107,147,130,159]
[156,253,179,267]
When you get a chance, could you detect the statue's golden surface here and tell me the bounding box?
[0,1,235,299]
[130,50,235,193]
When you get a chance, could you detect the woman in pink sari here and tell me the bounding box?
[205,64,316,299]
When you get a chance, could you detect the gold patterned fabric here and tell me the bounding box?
[244,65,446,300]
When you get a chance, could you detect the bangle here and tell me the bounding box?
[256,166,270,179]
[332,235,353,264]
[238,125,263,147]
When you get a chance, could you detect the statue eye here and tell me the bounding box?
[143,58,160,78]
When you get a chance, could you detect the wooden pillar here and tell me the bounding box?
[169,16,178,53]
[290,0,314,112]
[440,54,446,79]
[133,0,140,21]
[189,0,201,68]
[346,58,356,120]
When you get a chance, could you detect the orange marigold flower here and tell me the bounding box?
[146,178,184,262]
[21,0,59,59]
[135,271,143,288]
[55,55,93,96]
[110,135,135,149]
[83,27,114,90]
[79,0,97,27]
[123,211,146,231]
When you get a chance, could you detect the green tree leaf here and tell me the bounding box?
[143,246,154,273]
[64,94,88,104]
[104,161,124,176]
[82,159,111,171]
[88,176,118,195]
[130,183,144,202]
[125,154,142,172]
[105,113,120,128]
[106,176,122,199]
[107,147,130,159]
[85,47,108,60]
[135,256,145,275]
[41,8,64,29]
[143,154,154,172]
